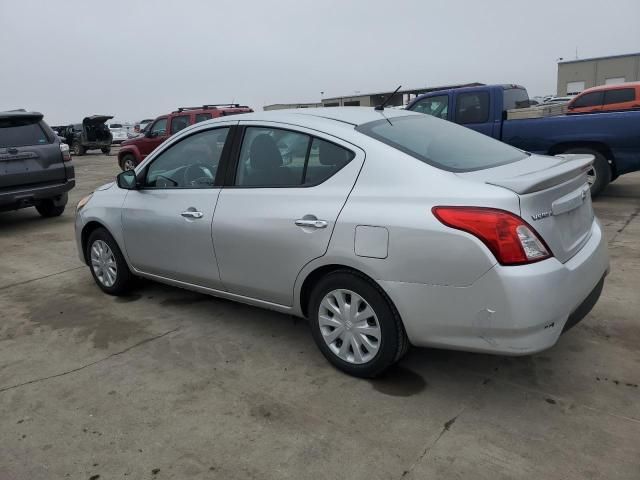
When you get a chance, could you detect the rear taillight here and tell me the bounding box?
[432,206,551,265]
[60,143,71,162]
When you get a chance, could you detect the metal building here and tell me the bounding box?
[557,53,640,96]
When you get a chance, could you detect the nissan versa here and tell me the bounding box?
[75,108,609,377]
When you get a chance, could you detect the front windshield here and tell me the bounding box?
[356,114,527,172]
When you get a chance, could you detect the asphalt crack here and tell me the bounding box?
[608,206,640,245]
[400,409,464,478]
[0,327,180,394]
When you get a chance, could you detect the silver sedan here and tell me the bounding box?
[75,108,609,377]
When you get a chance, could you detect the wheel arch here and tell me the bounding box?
[80,220,112,265]
[548,141,617,179]
[298,263,399,320]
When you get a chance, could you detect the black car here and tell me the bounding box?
[61,115,113,155]
[0,111,75,217]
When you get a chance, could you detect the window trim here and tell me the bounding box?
[138,125,234,190]
[223,124,356,189]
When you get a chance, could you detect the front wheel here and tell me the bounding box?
[308,270,409,378]
[86,228,134,295]
[120,154,136,171]
[562,148,611,197]
[101,147,111,155]
[73,142,85,156]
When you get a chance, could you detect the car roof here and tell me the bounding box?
[220,107,420,127]
[0,110,44,121]
[578,81,640,93]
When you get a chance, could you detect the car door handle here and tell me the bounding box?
[295,219,328,229]
[181,210,204,219]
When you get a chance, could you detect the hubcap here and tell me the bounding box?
[90,240,117,287]
[318,289,381,364]
[587,167,596,186]
[124,159,135,171]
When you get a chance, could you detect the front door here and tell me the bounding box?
[212,123,364,305]
[122,126,232,288]
[139,117,169,159]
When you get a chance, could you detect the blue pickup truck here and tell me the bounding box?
[406,84,640,195]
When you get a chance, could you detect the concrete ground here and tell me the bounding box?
[1,150,639,480]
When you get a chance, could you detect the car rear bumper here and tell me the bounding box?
[0,179,75,212]
[380,218,609,355]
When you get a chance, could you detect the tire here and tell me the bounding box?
[73,142,85,156]
[562,148,611,197]
[120,154,136,171]
[86,227,134,295]
[101,147,111,155]
[308,270,409,378]
[35,199,66,217]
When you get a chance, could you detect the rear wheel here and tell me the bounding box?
[562,148,611,197]
[101,147,111,155]
[308,270,409,378]
[35,199,66,217]
[73,142,85,156]
[121,154,136,171]
[86,228,134,295]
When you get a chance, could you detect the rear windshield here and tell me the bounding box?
[356,114,527,172]
[0,119,50,148]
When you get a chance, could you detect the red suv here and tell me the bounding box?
[117,104,252,170]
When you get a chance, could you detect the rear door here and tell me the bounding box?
[212,123,364,305]
[452,90,496,137]
[0,115,65,190]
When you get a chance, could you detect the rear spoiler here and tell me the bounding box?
[486,155,594,194]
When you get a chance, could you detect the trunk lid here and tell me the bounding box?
[0,113,67,190]
[457,154,595,263]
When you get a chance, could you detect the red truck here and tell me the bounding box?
[117,104,252,170]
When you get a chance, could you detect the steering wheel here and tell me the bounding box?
[183,164,213,187]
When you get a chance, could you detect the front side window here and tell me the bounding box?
[144,128,229,188]
[503,88,530,110]
[234,127,354,187]
[170,115,190,134]
[603,88,635,105]
[455,92,489,124]
[149,118,168,137]
[410,95,449,119]
[571,91,603,108]
[356,114,527,172]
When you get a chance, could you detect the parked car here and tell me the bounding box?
[1,110,75,217]
[61,115,113,156]
[75,108,608,377]
[567,82,640,114]
[542,96,574,104]
[107,123,128,144]
[118,105,253,170]
[407,84,640,196]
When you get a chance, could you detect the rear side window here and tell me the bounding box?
[455,92,489,124]
[0,119,50,148]
[603,88,635,105]
[170,115,190,134]
[356,114,527,172]
[503,88,530,110]
[571,91,603,108]
[234,127,354,187]
[195,113,212,123]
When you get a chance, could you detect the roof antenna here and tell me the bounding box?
[375,85,402,111]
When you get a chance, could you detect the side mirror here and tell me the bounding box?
[117,170,139,190]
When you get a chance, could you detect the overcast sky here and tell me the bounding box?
[1,0,639,124]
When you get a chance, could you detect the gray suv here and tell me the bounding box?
[0,111,75,217]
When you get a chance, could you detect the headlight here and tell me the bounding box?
[76,193,93,212]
